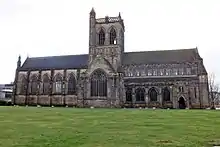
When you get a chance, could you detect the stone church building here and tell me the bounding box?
[13,8,210,109]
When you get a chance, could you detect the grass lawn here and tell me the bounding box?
[0,107,220,147]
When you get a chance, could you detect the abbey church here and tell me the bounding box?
[13,8,210,109]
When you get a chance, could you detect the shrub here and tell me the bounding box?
[0,100,12,106]
[0,100,7,106]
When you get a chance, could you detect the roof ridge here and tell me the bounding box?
[29,53,88,59]
[124,48,196,54]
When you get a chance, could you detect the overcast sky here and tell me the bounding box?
[0,0,219,84]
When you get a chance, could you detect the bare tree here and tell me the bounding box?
[208,72,220,108]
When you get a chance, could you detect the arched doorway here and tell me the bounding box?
[178,97,186,109]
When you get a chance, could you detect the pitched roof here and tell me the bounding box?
[20,48,199,71]
[20,54,88,70]
[122,48,198,65]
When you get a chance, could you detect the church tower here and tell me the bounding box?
[88,8,125,70]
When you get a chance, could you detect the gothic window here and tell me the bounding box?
[96,48,99,54]
[124,71,128,77]
[179,86,184,93]
[149,87,157,101]
[165,69,171,76]
[141,69,145,76]
[165,69,168,75]
[148,69,152,76]
[98,29,105,45]
[128,72,133,77]
[192,67,197,75]
[160,69,164,76]
[54,74,63,94]
[126,87,132,102]
[30,74,38,95]
[18,75,27,95]
[186,68,191,75]
[110,28,117,44]
[136,71,141,76]
[162,87,170,101]
[153,69,157,76]
[42,74,50,95]
[179,68,184,75]
[90,69,107,97]
[67,73,76,95]
[173,68,178,75]
[135,88,145,102]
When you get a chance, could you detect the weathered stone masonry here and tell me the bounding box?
[13,8,210,108]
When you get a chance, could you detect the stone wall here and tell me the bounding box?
[38,96,50,106]
[14,95,78,107]
[14,95,25,105]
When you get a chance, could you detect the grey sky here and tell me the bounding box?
[0,0,219,84]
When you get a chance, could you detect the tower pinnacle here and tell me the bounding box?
[90,7,96,15]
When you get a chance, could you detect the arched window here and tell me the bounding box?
[90,69,107,97]
[179,86,184,92]
[126,87,132,102]
[67,73,76,95]
[135,88,145,102]
[54,74,62,94]
[42,74,50,95]
[162,87,170,101]
[18,75,27,95]
[30,74,38,95]
[149,87,157,101]
[110,28,117,44]
[98,29,105,45]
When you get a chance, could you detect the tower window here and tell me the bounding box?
[98,29,105,45]
[110,28,117,44]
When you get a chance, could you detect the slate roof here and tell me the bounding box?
[20,48,200,71]
[122,48,199,65]
[20,54,88,70]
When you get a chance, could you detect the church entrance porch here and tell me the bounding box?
[178,96,186,109]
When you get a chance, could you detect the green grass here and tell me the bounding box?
[0,107,220,147]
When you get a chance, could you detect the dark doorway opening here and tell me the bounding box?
[178,97,186,109]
